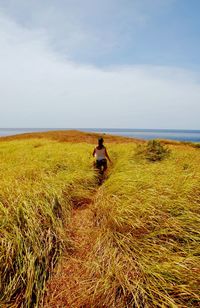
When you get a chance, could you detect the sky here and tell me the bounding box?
[0,0,200,129]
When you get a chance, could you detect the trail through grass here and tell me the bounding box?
[43,189,97,307]
[1,133,200,307]
[43,165,110,307]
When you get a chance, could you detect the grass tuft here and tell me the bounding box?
[136,139,170,162]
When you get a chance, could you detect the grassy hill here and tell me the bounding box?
[0,129,140,144]
[0,131,199,307]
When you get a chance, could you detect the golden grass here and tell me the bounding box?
[81,143,200,307]
[1,131,200,307]
[0,138,96,307]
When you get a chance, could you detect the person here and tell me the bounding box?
[93,137,111,174]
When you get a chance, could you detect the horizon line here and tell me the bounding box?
[0,128,200,132]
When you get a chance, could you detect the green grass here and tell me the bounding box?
[0,139,96,307]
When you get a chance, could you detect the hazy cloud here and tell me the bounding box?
[0,11,199,129]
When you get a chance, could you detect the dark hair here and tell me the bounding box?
[98,137,104,146]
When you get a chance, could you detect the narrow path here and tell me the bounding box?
[43,192,98,308]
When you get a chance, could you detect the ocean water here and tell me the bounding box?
[83,128,200,142]
[0,128,200,142]
[0,128,58,137]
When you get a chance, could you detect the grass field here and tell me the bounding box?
[0,131,200,307]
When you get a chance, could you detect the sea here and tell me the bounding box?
[0,128,200,142]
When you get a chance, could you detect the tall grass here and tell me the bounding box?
[83,143,200,307]
[1,135,200,307]
[0,139,96,307]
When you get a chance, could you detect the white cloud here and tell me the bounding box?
[0,11,200,129]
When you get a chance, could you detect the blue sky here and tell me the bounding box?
[0,0,200,129]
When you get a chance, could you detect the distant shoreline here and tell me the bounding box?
[1,128,200,142]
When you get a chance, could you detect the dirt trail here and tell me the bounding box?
[43,193,98,308]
